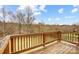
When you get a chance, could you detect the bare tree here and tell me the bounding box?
[24,6,36,33]
[16,11,25,34]
[5,11,16,34]
[1,6,7,36]
[7,6,36,34]
[38,20,45,33]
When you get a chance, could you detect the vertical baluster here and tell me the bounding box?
[75,34,77,43]
[10,38,13,53]
[30,35,32,48]
[43,34,45,47]
[17,37,19,51]
[28,35,30,48]
[71,33,74,42]
[36,35,38,46]
[75,33,76,43]
[64,34,65,41]
[77,34,78,43]
[13,37,16,53]
[77,34,79,46]
[27,36,29,49]
[27,36,29,48]
[73,33,74,43]
[68,33,69,42]
[57,31,61,42]
[66,34,67,41]
[70,33,71,42]
[38,34,41,45]
[26,36,28,49]
[72,33,74,43]
[67,34,68,41]
[65,34,66,41]
[30,36,33,47]
[15,37,18,51]
[22,36,24,50]
[63,34,64,41]
[38,34,39,45]
[24,36,25,49]
[66,34,68,41]
[41,34,43,44]
[32,35,36,46]
[68,33,70,41]
[73,34,76,43]
[72,33,73,42]
[20,37,22,50]
[25,36,27,49]
[34,35,36,46]
[74,34,77,43]
[42,34,43,44]
[21,37,23,50]
[19,37,21,50]
[77,33,78,43]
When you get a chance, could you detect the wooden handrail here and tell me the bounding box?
[0,31,60,54]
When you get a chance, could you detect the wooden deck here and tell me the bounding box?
[1,31,79,54]
[26,41,79,54]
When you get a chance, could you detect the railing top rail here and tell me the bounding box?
[61,31,79,34]
[10,31,59,38]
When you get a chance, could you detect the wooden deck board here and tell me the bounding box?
[29,41,79,54]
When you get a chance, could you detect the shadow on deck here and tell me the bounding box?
[22,41,79,54]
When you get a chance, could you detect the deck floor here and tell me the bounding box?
[29,41,79,54]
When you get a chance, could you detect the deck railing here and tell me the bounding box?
[0,31,79,54]
[0,31,60,54]
[61,32,79,45]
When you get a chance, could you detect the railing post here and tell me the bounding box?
[57,31,61,42]
[8,39,12,54]
[10,37,14,54]
[77,33,79,46]
[43,34,45,48]
[3,39,12,54]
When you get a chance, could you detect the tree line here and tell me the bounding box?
[0,6,36,36]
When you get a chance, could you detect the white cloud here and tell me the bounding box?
[28,5,39,12]
[64,16,75,19]
[58,8,64,14]
[17,5,26,10]
[33,19,40,24]
[48,18,51,21]
[72,8,78,13]
[0,13,2,17]
[17,5,38,12]
[73,5,79,8]
[55,17,60,20]
[17,5,37,12]
[0,6,3,9]
[17,5,47,17]
[0,13,11,22]
[39,5,47,12]
[33,12,41,16]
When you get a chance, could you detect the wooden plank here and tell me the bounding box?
[30,41,79,54]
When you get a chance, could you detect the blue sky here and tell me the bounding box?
[0,5,79,25]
